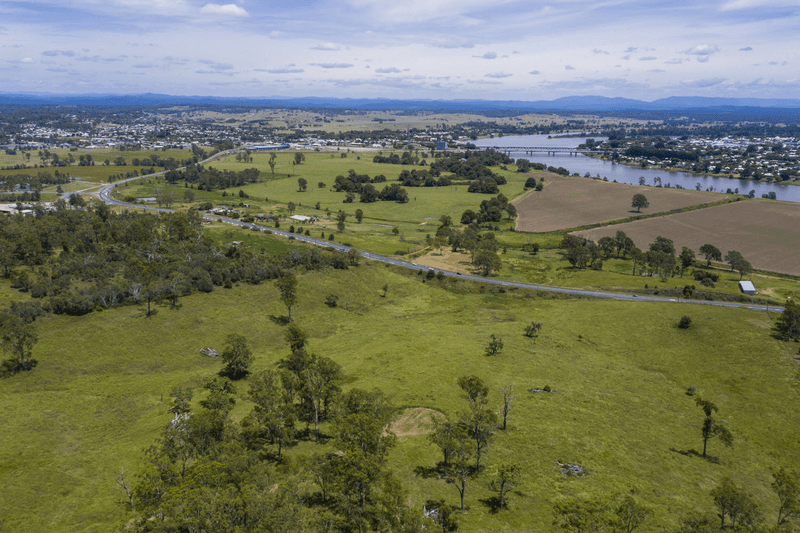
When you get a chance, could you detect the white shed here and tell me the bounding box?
[739,281,756,295]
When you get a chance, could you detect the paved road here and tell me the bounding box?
[89,150,783,314]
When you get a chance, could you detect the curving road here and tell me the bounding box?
[88,150,782,314]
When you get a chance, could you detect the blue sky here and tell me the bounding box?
[0,0,798,100]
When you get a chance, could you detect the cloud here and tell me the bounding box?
[375,67,401,73]
[473,51,497,60]
[485,72,512,78]
[433,40,474,49]
[258,67,305,73]
[21,57,34,63]
[199,3,248,17]
[311,63,354,69]
[565,65,575,70]
[639,56,657,61]
[592,49,609,55]
[198,59,234,70]
[311,43,340,51]
[529,70,540,75]
[539,77,651,92]
[740,46,753,51]
[624,47,638,53]
[679,77,726,88]
[42,50,75,57]
[684,44,720,62]
[648,69,666,73]
[132,63,157,69]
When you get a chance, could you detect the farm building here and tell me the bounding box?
[290,215,314,223]
[739,281,756,295]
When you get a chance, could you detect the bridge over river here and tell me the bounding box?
[488,146,604,156]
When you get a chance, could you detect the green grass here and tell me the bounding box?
[0,246,798,532]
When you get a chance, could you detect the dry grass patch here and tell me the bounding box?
[390,408,444,437]
[514,174,725,232]
[573,199,800,276]
[414,249,473,274]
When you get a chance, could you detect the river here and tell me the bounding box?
[472,134,800,203]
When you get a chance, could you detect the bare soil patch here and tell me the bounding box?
[573,200,800,276]
[514,174,725,232]
[389,408,443,437]
[414,249,473,274]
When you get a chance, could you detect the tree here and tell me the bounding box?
[724,250,743,272]
[524,322,543,346]
[499,383,514,430]
[489,463,521,510]
[355,209,364,223]
[484,334,503,357]
[457,375,496,472]
[297,178,308,191]
[294,152,305,165]
[695,396,733,458]
[0,321,38,374]
[447,429,473,511]
[287,202,296,215]
[336,210,346,233]
[699,244,722,267]
[631,193,649,212]
[554,498,615,532]
[268,153,277,179]
[679,247,695,275]
[616,492,652,533]
[276,275,298,323]
[711,476,761,530]
[776,299,800,341]
[302,356,342,443]
[771,466,800,526]
[429,416,465,476]
[473,249,501,276]
[220,333,253,379]
[439,214,452,227]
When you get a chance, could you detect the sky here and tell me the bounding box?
[0,0,798,101]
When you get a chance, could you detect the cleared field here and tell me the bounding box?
[514,174,726,232]
[574,199,800,276]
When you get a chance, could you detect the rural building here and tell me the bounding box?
[739,281,756,295]
[290,215,314,223]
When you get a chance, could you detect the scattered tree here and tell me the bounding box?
[489,463,521,510]
[355,209,364,223]
[695,396,733,458]
[220,333,253,379]
[678,315,692,329]
[0,320,38,374]
[297,177,308,191]
[631,193,649,212]
[473,249,502,277]
[294,152,305,165]
[336,210,346,233]
[524,321,543,346]
[711,476,761,530]
[699,244,722,267]
[484,334,504,357]
[276,275,298,323]
[268,153,277,179]
[616,492,652,533]
[499,383,514,430]
[771,466,800,526]
[776,299,800,341]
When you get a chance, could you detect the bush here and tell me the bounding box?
[678,315,692,329]
[325,294,338,308]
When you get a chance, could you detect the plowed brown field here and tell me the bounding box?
[514,174,725,232]
[573,199,800,275]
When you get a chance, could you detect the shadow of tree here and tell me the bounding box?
[479,496,503,514]
[413,464,442,479]
[669,447,720,464]
[269,315,290,326]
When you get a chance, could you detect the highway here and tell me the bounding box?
[87,150,782,314]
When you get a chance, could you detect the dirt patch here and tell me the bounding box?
[573,200,800,276]
[514,174,725,232]
[389,408,444,437]
[414,249,473,274]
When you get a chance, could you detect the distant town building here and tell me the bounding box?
[436,140,447,150]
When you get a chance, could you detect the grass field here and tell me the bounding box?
[513,174,727,233]
[0,247,798,532]
[573,199,800,277]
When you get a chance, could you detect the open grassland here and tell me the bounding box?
[0,255,798,532]
[514,174,727,232]
[574,200,800,277]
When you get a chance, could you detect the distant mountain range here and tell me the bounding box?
[1,92,799,112]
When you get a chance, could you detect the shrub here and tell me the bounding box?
[325,294,338,308]
[678,315,692,329]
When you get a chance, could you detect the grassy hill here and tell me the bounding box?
[1,250,798,531]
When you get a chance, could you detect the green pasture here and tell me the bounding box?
[0,252,798,532]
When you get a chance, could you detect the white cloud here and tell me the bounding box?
[42,50,76,57]
[529,70,540,75]
[684,44,720,62]
[433,40,474,49]
[375,67,401,73]
[199,4,248,17]
[592,49,609,55]
[311,63,354,69]
[740,46,753,51]
[485,72,512,78]
[565,65,575,70]
[679,77,726,88]
[311,43,340,51]
[640,56,657,61]
[480,52,497,60]
[21,57,34,63]
[258,67,305,73]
